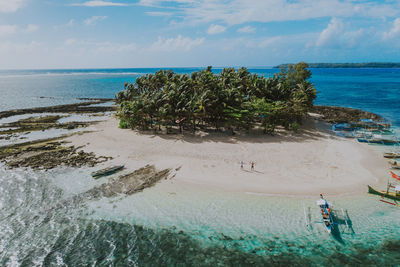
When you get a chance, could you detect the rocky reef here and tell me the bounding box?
[0,115,91,135]
[83,165,172,198]
[0,99,116,119]
[0,139,111,170]
[312,105,383,123]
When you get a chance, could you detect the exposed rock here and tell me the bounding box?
[0,99,116,120]
[312,105,383,123]
[83,165,171,198]
[0,139,111,170]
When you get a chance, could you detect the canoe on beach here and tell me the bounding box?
[384,152,400,158]
[368,185,400,201]
[91,165,124,178]
[388,160,400,169]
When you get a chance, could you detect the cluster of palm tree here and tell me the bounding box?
[116,62,316,134]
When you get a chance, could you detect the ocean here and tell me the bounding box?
[1,68,400,266]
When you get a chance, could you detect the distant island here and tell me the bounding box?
[274,62,400,68]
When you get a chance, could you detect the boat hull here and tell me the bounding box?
[368,185,400,201]
[358,139,400,145]
[384,153,400,159]
[91,165,124,178]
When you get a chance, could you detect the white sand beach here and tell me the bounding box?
[66,115,388,196]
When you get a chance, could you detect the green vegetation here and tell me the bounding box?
[116,62,316,134]
[275,62,400,68]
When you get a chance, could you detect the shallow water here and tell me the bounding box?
[1,165,400,266]
[1,68,400,265]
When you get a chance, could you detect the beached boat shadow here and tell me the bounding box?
[305,205,354,244]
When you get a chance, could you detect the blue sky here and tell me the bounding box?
[0,0,399,69]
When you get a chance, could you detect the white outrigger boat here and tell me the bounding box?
[316,194,334,233]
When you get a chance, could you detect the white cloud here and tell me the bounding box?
[207,24,226,34]
[0,24,38,37]
[146,11,173,16]
[0,25,17,37]
[63,38,137,53]
[237,26,255,33]
[139,0,195,7]
[383,18,400,40]
[137,0,400,25]
[314,18,375,49]
[84,16,108,26]
[0,0,24,13]
[66,19,75,27]
[71,1,128,7]
[150,35,204,51]
[65,38,78,46]
[96,42,137,52]
[0,41,40,54]
[316,18,344,47]
[25,24,39,33]
[257,36,281,48]
[54,19,75,30]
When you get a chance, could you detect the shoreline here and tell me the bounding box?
[0,101,391,197]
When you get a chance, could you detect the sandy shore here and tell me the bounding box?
[66,115,388,196]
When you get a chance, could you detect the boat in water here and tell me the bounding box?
[317,194,334,233]
[332,119,394,141]
[91,165,124,178]
[368,184,400,202]
[351,119,391,130]
[332,123,354,132]
[357,136,400,145]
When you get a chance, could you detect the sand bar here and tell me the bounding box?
[66,115,388,196]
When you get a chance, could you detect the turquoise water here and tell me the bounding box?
[1,68,400,266]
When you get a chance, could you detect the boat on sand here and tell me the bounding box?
[368,184,400,201]
[384,152,400,159]
[91,165,124,178]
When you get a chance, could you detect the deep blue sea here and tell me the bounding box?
[1,68,400,266]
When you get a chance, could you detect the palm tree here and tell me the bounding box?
[117,63,317,134]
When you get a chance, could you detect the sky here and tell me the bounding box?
[0,0,399,69]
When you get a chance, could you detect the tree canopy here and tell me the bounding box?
[116,62,317,134]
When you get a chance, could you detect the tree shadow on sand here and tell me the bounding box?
[133,118,341,145]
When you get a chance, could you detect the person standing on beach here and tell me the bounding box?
[240,161,244,170]
[251,161,255,171]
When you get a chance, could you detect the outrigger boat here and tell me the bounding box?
[368,182,400,207]
[357,137,400,145]
[351,119,391,130]
[332,123,354,132]
[391,171,400,181]
[91,165,124,179]
[316,194,334,233]
[388,160,400,169]
[368,184,400,201]
[384,152,400,159]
